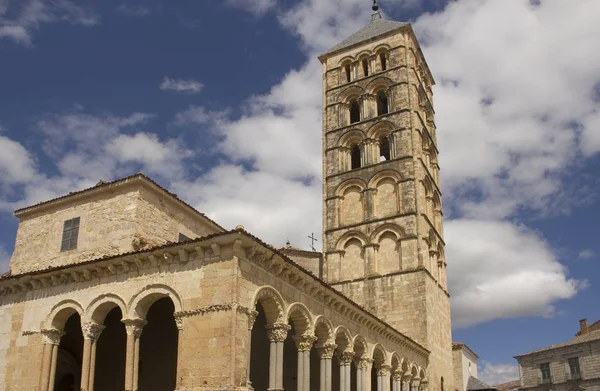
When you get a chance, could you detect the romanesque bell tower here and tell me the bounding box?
[318,5,452,391]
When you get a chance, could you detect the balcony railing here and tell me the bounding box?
[538,377,552,385]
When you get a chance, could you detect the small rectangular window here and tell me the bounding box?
[569,357,581,379]
[178,233,191,242]
[540,362,551,383]
[61,217,80,252]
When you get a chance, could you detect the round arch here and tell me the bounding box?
[45,299,84,331]
[285,302,314,336]
[314,315,335,345]
[336,231,369,251]
[333,326,353,352]
[338,129,367,147]
[127,284,182,320]
[366,77,393,94]
[252,285,286,324]
[352,334,368,357]
[366,121,395,139]
[368,170,402,189]
[338,56,355,67]
[371,344,387,367]
[336,178,367,197]
[338,85,365,104]
[84,293,127,324]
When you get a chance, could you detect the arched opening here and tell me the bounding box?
[377,91,389,116]
[310,347,320,391]
[94,307,126,391]
[250,303,269,391]
[351,144,361,170]
[362,59,369,77]
[350,100,361,124]
[283,324,297,391]
[441,377,444,391]
[344,64,352,83]
[379,136,391,161]
[379,53,387,71]
[332,354,341,391]
[138,297,178,391]
[371,366,378,391]
[351,361,357,391]
[54,313,83,391]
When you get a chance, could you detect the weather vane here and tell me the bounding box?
[372,0,379,12]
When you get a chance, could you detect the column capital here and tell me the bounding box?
[403,373,413,382]
[41,328,63,345]
[293,334,318,351]
[316,342,337,359]
[357,357,374,370]
[265,323,291,342]
[392,371,403,381]
[247,310,259,330]
[82,322,105,341]
[411,376,421,385]
[174,316,184,331]
[122,318,147,338]
[340,350,354,365]
[377,365,391,377]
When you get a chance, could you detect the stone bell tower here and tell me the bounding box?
[318,5,453,391]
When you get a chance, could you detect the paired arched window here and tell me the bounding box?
[351,144,361,169]
[377,90,389,116]
[350,99,361,124]
[362,58,369,77]
[379,136,390,161]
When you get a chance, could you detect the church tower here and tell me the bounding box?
[318,5,452,391]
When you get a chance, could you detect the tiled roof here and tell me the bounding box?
[467,376,496,391]
[494,380,520,391]
[516,329,600,357]
[322,14,408,56]
[452,342,479,358]
[12,172,225,231]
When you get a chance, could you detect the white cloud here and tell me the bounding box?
[478,361,519,386]
[446,219,583,327]
[0,130,38,185]
[225,0,277,16]
[117,4,152,17]
[578,249,595,260]
[0,0,99,45]
[160,77,204,94]
[174,105,225,125]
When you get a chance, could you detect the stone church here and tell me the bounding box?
[0,6,452,391]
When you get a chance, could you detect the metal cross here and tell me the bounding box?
[308,233,318,252]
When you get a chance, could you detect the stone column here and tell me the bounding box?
[411,377,421,391]
[317,343,337,391]
[377,366,391,391]
[364,243,379,276]
[294,335,317,391]
[391,371,402,391]
[174,315,185,390]
[266,323,290,391]
[40,329,62,391]
[402,375,412,391]
[357,357,373,391]
[339,351,354,391]
[122,318,146,391]
[80,322,105,391]
[245,311,259,389]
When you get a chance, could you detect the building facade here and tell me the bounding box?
[452,343,479,391]
[0,8,452,391]
[515,319,600,391]
[318,11,452,391]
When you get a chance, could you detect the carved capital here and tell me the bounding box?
[377,365,391,377]
[265,323,290,342]
[357,357,374,371]
[294,334,318,352]
[403,372,413,382]
[122,318,147,338]
[41,328,62,345]
[174,316,184,331]
[340,350,354,365]
[317,343,338,359]
[82,322,105,341]
[247,310,259,330]
[392,371,403,381]
[412,377,421,386]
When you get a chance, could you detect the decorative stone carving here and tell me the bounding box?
[174,316,184,331]
[317,343,338,359]
[377,365,391,377]
[392,371,403,381]
[41,329,62,345]
[122,318,147,338]
[357,357,374,370]
[247,310,259,330]
[82,322,105,341]
[294,334,318,352]
[340,350,355,365]
[265,323,290,342]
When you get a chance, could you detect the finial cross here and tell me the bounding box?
[308,233,318,252]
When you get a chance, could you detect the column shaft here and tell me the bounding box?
[80,338,92,391]
[269,341,277,390]
[88,340,98,391]
[39,344,52,391]
[276,341,284,389]
[48,344,58,391]
[124,333,135,390]
[297,350,305,391]
[133,336,141,389]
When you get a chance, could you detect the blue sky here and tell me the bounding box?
[1,0,599,385]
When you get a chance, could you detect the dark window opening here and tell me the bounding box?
[380,136,391,161]
[541,363,551,383]
[344,64,351,82]
[380,53,387,71]
[377,91,389,116]
[350,100,360,123]
[61,217,80,252]
[441,377,444,391]
[569,358,581,379]
[351,144,361,170]
[178,233,191,242]
[362,59,369,77]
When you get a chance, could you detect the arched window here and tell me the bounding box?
[351,144,361,170]
[379,136,390,161]
[362,58,369,77]
[350,99,361,124]
[379,53,387,71]
[377,90,389,116]
[344,63,352,82]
